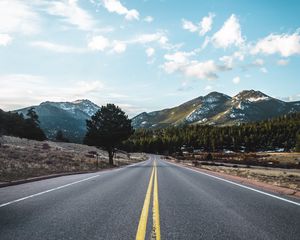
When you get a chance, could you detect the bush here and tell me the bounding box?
[206,153,213,161]
[42,143,51,150]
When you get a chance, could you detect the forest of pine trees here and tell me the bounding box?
[0,108,46,141]
[123,113,300,154]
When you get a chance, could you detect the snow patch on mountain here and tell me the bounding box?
[186,103,218,122]
[247,96,270,102]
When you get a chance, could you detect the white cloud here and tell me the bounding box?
[162,61,184,74]
[0,34,12,46]
[164,51,194,64]
[163,49,232,80]
[134,32,168,45]
[241,58,266,71]
[233,51,245,61]
[88,35,110,51]
[219,55,234,69]
[144,16,154,23]
[112,41,126,53]
[88,36,127,54]
[46,0,95,31]
[212,14,244,48]
[163,56,226,80]
[219,51,244,69]
[260,67,268,73]
[184,60,219,80]
[87,32,171,54]
[201,36,210,49]
[277,59,289,66]
[182,13,215,36]
[30,41,86,53]
[199,13,215,35]
[163,51,194,73]
[0,74,105,110]
[251,31,300,57]
[102,0,139,21]
[0,0,40,35]
[182,19,198,33]
[232,76,240,84]
[146,47,155,57]
[253,58,264,66]
[130,31,182,50]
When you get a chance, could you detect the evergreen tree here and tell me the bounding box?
[296,132,300,152]
[123,113,300,153]
[0,108,46,141]
[55,130,69,142]
[84,104,133,165]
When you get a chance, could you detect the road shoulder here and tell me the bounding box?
[165,159,300,200]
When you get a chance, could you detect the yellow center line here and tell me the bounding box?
[136,164,155,240]
[152,160,161,240]
[136,159,161,240]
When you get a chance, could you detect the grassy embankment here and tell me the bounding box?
[0,136,147,183]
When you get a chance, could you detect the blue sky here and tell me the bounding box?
[0,0,300,117]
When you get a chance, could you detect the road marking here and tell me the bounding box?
[0,160,149,209]
[0,175,100,208]
[166,160,300,207]
[152,160,161,240]
[136,165,155,240]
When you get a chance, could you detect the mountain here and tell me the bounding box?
[16,100,100,142]
[14,90,300,141]
[132,90,300,129]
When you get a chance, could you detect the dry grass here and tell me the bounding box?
[200,165,300,191]
[168,151,300,191]
[0,136,147,183]
[178,152,300,168]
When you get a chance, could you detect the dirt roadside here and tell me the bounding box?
[0,136,147,185]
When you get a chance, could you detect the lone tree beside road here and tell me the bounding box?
[84,104,134,165]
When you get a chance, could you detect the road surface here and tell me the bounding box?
[0,155,299,239]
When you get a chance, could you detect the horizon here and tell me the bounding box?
[11,89,300,118]
[0,0,300,117]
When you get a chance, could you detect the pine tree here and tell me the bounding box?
[296,132,300,152]
[84,104,134,165]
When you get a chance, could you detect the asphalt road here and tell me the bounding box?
[0,155,299,240]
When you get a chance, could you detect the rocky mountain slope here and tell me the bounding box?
[16,100,100,142]
[132,90,300,129]
[14,90,300,141]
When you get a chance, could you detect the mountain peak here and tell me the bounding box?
[234,90,270,102]
[202,91,231,103]
[205,91,231,98]
[72,99,93,105]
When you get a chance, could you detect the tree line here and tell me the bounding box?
[123,113,300,153]
[1,104,299,165]
[0,108,46,141]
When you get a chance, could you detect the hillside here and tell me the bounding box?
[132,90,300,129]
[16,100,100,142]
[125,113,300,153]
[13,90,300,141]
[0,136,146,183]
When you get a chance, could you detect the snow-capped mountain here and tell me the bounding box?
[16,100,100,142]
[14,90,300,141]
[132,90,300,129]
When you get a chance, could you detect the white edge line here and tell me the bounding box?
[165,160,300,207]
[0,159,148,208]
[0,175,99,208]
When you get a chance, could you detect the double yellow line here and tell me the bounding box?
[136,161,161,240]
